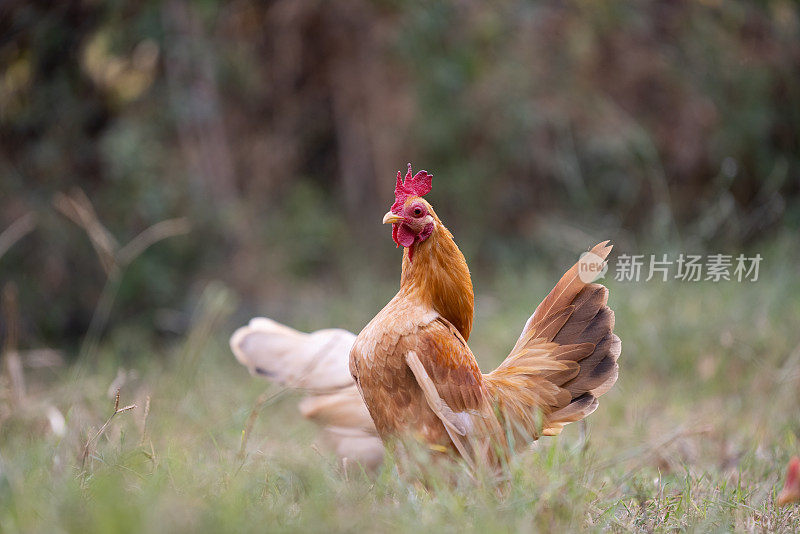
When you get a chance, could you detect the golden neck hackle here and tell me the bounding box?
[399,215,474,340]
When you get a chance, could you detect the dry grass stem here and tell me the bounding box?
[118,218,191,266]
[0,212,37,262]
[238,389,285,461]
[54,189,191,361]
[53,190,118,274]
[139,395,151,446]
[177,283,235,382]
[2,283,26,405]
[80,389,137,469]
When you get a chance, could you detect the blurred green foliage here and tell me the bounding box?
[1,0,799,349]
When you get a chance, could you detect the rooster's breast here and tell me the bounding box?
[349,297,449,445]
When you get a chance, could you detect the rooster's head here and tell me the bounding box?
[382,163,435,253]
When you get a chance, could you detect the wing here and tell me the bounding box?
[400,317,485,414]
[398,317,502,464]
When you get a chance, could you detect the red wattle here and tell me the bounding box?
[396,224,416,248]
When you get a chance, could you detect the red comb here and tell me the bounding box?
[391,163,432,213]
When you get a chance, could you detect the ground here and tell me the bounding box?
[1,236,799,533]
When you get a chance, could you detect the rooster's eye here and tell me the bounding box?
[413,207,423,217]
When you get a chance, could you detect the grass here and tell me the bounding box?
[1,236,799,533]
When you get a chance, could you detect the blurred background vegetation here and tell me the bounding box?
[1,0,799,353]
[2,3,800,531]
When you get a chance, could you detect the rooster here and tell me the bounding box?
[232,164,620,470]
[349,164,619,469]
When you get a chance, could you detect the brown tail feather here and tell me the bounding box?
[485,242,620,445]
[519,241,612,341]
[543,393,599,436]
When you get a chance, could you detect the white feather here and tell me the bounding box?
[230,317,356,392]
[230,317,384,468]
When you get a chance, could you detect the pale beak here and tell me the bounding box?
[382,211,404,225]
